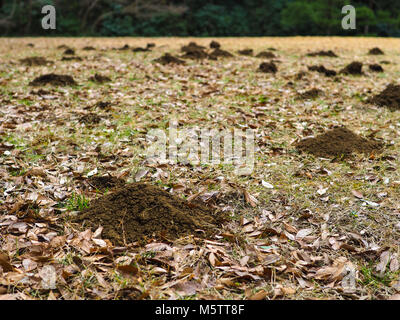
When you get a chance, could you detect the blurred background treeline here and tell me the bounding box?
[1,0,400,37]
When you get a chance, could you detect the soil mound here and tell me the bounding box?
[181,48,209,60]
[210,41,221,49]
[237,49,253,56]
[29,74,77,86]
[132,43,154,52]
[308,65,337,77]
[209,48,234,59]
[307,50,338,57]
[61,56,83,61]
[295,127,383,158]
[299,88,323,99]
[369,47,384,55]
[340,61,363,75]
[153,53,185,65]
[87,176,125,191]
[117,44,130,51]
[369,64,384,72]
[80,113,102,124]
[258,61,278,74]
[73,183,224,245]
[20,57,53,66]
[83,46,96,51]
[256,51,276,59]
[95,101,112,110]
[89,73,111,84]
[368,84,400,110]
[181,42,206,53]
[63,48,75,55]
[295,71,307,80]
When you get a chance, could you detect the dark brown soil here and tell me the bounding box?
[29,74,77,86]
[295,126,384,158]
[153,53,185,65]
[210,41,221,49]
[87,175,126,191]
[295,71,307,80]
[181,42,206,53]
[209,48,234,59]
[89,74,111,84]
[256,51,276,58]
[369,64,384,72]
[368,84,400,110]
[63,48,75,55]
[237,49,253,56]
[80,113,102,124]
[61,56,83,61]
[83,46,96,51]
[181,48,209,60]
[73,183,224,245]
[132,43,153,52]
[258,62,278,74]
[20,57,53,66]
[307,50,338,57]
[57,44,71,50]
[117,44,130,51]
[308,65,337,77]
[340,61,363,75]
[369,47,384,55]
[298,88,324,99]
[95,101,112,110]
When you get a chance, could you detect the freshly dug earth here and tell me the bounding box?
[299,88,323,99]
[80,113,102,124]
[61,56,83,61]
[209,48,234,59]
[295,127,384,158]
[256,51,276,58]
[20,56,53,66]
[307,50,338,57]
[308,65,337,77]
[153,53,185,65]
[210,41,221,49]
[181,42,206,52]
[74,183,224,245]
[369,64,384,72]
[369,47,384,55]
[29,73,77,86]
[237,49,253,56]
[368,84,400,110]
[340,61,363,75]
[181,48,209,60]
[259,62,278,73]
[87,175,125,191]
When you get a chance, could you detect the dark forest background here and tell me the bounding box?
[1,0,400,37]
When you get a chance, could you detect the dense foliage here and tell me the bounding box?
[1,0,400,37]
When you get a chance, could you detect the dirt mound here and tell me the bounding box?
[307,50,338,57]
[181,48,209,60]
[340,61,363,75]
[256,51,276,59]
[89,74,111,84]
[181,42,206,53]
[237,49,253,56]
[153,53,185,65]
[210,41,220,49]
[294,71,307,80]
[95,101,112,110]
[368,84,400,110]
[295,127,383,158]
[369,47,384,55]
[83,46,96,51]
[63,48,75,55]
[308,65,337,77]
[73,183,224,245]
[80,113,102,124]
[209,48,234,59]
[29,74,77,86]
[258,61,277,74]
[369,64,384,72]
[298,88,323,99]
[57,44,71,50]
[87,176,125,191]
[20,57,53,66]
[117,44,130,51]
[61,56,83,61]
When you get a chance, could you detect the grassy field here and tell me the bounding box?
[0,37,399,300]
